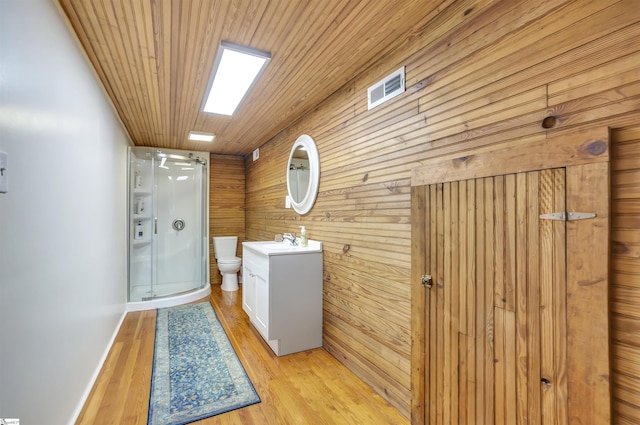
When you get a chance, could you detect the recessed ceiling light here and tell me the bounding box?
[188,131,216,142]
[202,42,271,116]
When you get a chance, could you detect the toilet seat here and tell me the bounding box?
[217,256,241,264]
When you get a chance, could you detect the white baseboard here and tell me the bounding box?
[67,310,127,425]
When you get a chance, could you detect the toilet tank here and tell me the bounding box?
[213,236,238,259]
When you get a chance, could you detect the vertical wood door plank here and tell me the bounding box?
[494,307,507,425]
[450,181,461,425]
[483,177,496,425]
[566,162,612,424]
[527,171,542,425]
[475,179,486,423]
[410,186,427,425]
[467,183,477,338]
[458,180,469,336]
[553,168,569,425]
[515,172,530,425]
[504,308,518,425]
[505,174,518,312]
[443,182,453,425]
[494,306,518,425]
[464,178,476,425]
[494,175,506,310]
[539,169,558,425]
[429,184,439,425]
[435,183,445,425]
[457,334,468,425]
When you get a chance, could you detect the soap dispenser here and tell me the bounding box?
[300,226,308,247]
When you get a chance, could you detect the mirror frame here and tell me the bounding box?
[286,134,320,215]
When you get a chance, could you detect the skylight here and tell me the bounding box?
[202,42,271,116]
[188,131,216,142]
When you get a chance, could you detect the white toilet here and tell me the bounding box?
[213,236,242,292]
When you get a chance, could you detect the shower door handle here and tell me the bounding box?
[154,217,158,234]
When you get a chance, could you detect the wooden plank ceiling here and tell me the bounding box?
[56,0,444,155]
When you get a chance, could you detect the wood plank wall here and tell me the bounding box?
[611,127,640,425]
[244,0,640,418]
[209,154,245,285]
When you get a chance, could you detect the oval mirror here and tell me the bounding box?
[286,134,319,215]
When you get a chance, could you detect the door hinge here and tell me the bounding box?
[539,211,597,221]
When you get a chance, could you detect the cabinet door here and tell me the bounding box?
[242,263,256,318]
[254,271,269,339]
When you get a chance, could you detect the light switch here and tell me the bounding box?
[285,195,291,208]
[0,151,7,193]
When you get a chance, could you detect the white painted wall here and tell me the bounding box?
[0,1,130,424]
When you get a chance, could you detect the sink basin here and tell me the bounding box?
[243,239,323,256]
[258,243,299,250]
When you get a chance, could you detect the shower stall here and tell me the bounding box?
[127,147,210,311]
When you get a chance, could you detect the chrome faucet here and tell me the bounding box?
[282,233,298,246]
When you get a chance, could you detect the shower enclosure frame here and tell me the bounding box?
[126,147,211,311]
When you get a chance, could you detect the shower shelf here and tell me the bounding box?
[132,214,151,220]
[132,239,151,246]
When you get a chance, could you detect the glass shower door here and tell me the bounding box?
[128,147,209,303]
[152,156,205,297]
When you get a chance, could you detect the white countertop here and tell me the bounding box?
[243,239,323,256]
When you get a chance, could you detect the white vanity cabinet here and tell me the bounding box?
[242,251,268,336]
[242,241,323,356]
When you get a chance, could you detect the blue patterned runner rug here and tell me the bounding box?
[148,302,260,425]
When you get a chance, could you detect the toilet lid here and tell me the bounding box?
[218,256,241,264]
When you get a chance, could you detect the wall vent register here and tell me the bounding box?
[367,66,405,110]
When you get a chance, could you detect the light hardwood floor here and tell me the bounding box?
[76,285,408,424]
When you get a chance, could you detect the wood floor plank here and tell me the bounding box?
[76,342,124,424]
[76,287,408,424]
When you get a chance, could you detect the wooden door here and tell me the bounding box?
[411,165,611,424]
